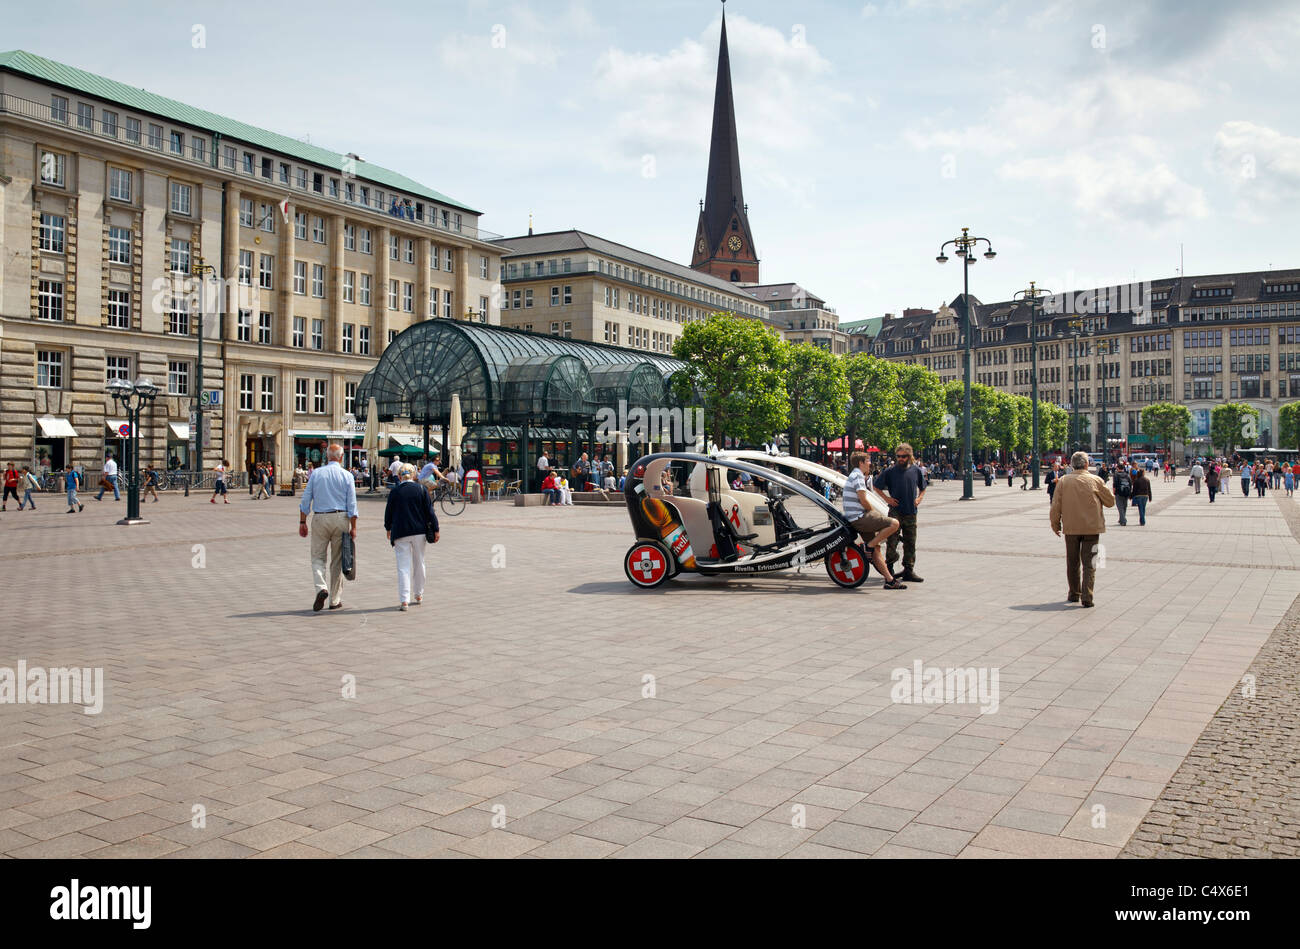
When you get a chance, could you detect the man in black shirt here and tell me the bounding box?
[874,442,926,583]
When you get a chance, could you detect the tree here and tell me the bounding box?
[1067,412,1092,450]
[1279,402,1300,451]
[844,354,904,454]
[943,381,998,465]
[986,390,1022,459]
[672,312,789,448]
[895,363,946,450]
[1141,403,1192,460]
[784,344,848,456]
[1210,403,1260,456]
[1039,403,1070,456]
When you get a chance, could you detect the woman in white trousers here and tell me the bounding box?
[384,465,440,611]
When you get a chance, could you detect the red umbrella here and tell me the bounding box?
[827,438,865,452]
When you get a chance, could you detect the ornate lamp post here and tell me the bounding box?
[106,376,160,526]
[1059,318,1092,454]
[190,257,218,473]
[1014,282,1052,490]
[936,227,998,500]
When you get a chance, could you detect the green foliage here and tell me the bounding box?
[1141,403,1192,457]
[844,354,905,452]
[1039,403,1070,454]
[1210,403,1260,455]
[785,343,848,447]
[671,312,790,447]
[895,363,946,448]
[1279,403,1300,451]
[986,390,1022,456]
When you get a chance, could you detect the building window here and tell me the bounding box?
[551,286,560,307]
[168,360,190,395]
[107,226,131,264]
[191,136,205,161]
[101,110,118,137]
[329,178,339,198]
[260,203,275,233]
[430,288,440,318]
[109,167,132,202]
[479,296,489,321]
[38,213,65,254]
[148,124,163,149]
[312,264,325,298]
[50,95,68,123]
[443,291,453,320]
[295,378,309,414]
[480,256,490,279]
[344,382,357,416]
[237,249,253,285]
[170,182,192,216]
[294,212,308,240]
[37,350,64,389]
[169,131,184,155]
[359,228,372,254]
[359,325,371,355]
[311,319,324,350]
[39,150,66,186]
[343,271,355,303]
[258,311,273,344]
[360,274,372,306]
[293,261,307,295]
[259,254,274,289]
[237,309,252,342]
[37,280,64,321]
[296,167,308,189]
[222,145,236,169]
[313,217,326,244]
[389,235,400,261]
[239,374,255,411]
[292,316,306,348]
[564,286,572,305]
[262,157,273,180]
[169,298,190,336]
[404,239,415,264]
[343,323,355,353]
[239,198,255,228]
[169,239,191,274]
[76,102,94,130]
[107,289,131,328]
[444,248,454,272]
[402,282,413,313]
[105,355,131,383]
[388,329,397,344]
[260,375,275,411]
[344,225,355,251]
[313,379,327,414]
[279,162,290,184]
[389,279,399,310]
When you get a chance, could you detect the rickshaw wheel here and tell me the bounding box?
[825,543,870,589]
[624,541,674,589]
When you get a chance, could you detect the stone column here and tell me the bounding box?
[376,225,391,354]
[223,186,241,341]
[455,245,470,322]
[279,202,295,349]
[417,238,432,322]
[330,214,345,349]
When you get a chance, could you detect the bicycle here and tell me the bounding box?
[431,480,466,517]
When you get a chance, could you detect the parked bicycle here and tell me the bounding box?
[431,480,466,517]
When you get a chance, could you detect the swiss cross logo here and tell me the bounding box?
[831,549,863,582]
[629,546,667,585]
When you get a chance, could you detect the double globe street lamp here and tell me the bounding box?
[105,376,160,526]
[1013,282,1053,490]
[937,228,997,501]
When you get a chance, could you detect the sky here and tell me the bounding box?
[9,0,1300,319]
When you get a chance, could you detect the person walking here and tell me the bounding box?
[843,451,906,589]
[1205,463,1221,503]
[1255,464,1268,498]
[298,443,358,612]
[1241,463,1252,497]
[1221,463,1232,499]
[17,466,40,510]
[1050,451,1115,608]
[1190,460,1204,495]
[1046,460,1062,501]
[210,459,230,504]
[142,464,160,503]
[874,443,926,583]
[1131,466,1153,526]
[65,465,83,513]
[1112,464,1132,526]
[94,454,121,502]
[1286,466,1296,498]
[253,463,270,500]
[2,462,19,511]
[384,464,439,612]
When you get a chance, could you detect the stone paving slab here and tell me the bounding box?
[0,475,1297,858]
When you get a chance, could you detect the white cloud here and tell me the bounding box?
[1001,153,1207,224]
[1212,120,1300,214]
[438,2,599,85]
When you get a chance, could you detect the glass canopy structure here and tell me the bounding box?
[356,320,694,487]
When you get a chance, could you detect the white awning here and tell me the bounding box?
[169,422,190,440]
[37,416,77,438]
[389,433,440,449]
[106,419,133,437]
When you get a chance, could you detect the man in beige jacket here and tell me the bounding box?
[1049,451,1115,608]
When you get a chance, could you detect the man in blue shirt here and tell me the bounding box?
[65,466,83,513]
[298,444,359,612]
[843,451,906,589]
[874,443,926,583]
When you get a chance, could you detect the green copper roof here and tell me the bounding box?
[838,317,883,336]
[0,49,480,215]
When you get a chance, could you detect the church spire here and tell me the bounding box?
[691,1,759,284]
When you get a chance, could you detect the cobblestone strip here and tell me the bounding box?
[1120,493,1300,858]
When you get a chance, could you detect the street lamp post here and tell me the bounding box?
[106,377,160,526]
[1014,282,1052,490]
[1098,338,1108,458]
[190,257,217,475]
[937,227,998,501]
[1061,318,1091,454]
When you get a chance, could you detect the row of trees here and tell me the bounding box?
[1141,402,1270,457]
[671,312,1070,461]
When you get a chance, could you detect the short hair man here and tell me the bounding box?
[1049,451,1115,608]
[299,443,359,612]
[843,452,907,589]
[874,443,926,583]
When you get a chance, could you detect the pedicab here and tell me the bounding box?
[621,451,890,590]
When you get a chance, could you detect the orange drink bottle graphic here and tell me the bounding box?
[642,497,697,569]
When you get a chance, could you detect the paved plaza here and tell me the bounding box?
[1,475,1298,859]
